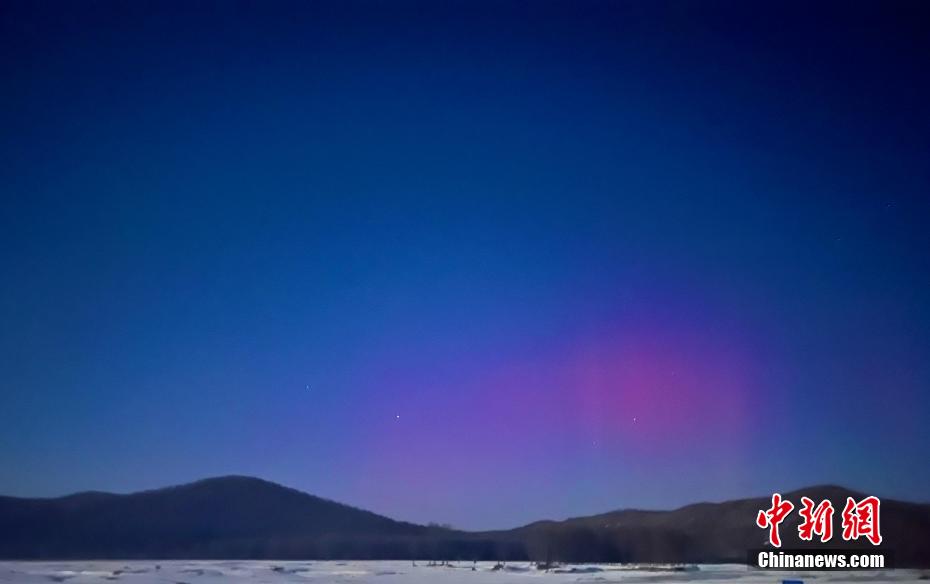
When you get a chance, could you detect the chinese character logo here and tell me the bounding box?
[798,497,834,543]
[842,496,882,545]
[755,493,882,547]
[756,493,795,547]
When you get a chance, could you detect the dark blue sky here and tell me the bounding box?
[1,0,929,529]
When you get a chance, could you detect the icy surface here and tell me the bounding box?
[0,561,924,584]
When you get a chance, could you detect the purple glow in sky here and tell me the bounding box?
[2,0,929,531]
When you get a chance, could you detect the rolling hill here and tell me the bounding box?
[507,485,930,566]
[0,476,429,559]
[2,477,927,566]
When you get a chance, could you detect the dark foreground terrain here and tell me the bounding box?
[2,476,928,566]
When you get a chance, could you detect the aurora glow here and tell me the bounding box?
[1,0,929,530]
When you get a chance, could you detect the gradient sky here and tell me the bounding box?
[2,0,929,530]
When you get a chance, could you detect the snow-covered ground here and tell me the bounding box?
[0,561,924,584]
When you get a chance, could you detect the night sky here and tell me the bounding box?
[2,1,929,530]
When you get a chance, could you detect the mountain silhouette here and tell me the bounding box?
[0,476,428,559]
[2,477,927,566]
[507,485,930,566]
